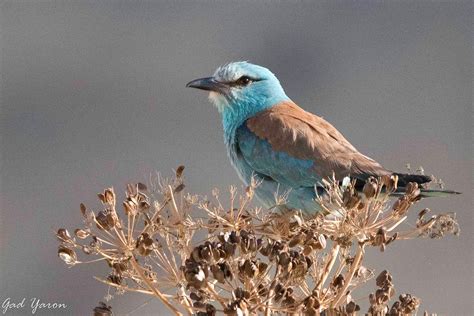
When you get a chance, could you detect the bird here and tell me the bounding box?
[186,61,459,213]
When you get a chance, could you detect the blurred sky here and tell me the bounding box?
[1,1,472,315]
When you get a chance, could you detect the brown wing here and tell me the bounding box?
[246,101,390,180]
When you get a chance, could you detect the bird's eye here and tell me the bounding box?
[236,76,252,86]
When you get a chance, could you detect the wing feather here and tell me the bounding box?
[245,101,389,180]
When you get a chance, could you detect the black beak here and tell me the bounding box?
[186,77,228,94]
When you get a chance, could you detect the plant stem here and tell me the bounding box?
[206,283,227,309]
[130,255,183,316]
[178,285,194,316]
[264,266,281,316]
[315,243,340,293]
[331,244,365,308]
[94,277,155,296]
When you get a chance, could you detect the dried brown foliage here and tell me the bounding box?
[56,167,459,316]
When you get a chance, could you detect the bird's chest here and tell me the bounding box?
[224,124,256,185]
[227,122,322,187]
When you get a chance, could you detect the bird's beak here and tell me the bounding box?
[186,77,228,94]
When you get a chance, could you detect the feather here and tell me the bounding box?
[246,100,390,181]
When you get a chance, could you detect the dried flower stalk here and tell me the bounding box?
[56,167,459,315]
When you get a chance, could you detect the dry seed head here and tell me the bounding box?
[136,233,154,256]
[346,301,361,313]
[103,188,115,205]
[175,165,185,179]
[123,199,138,216]
[137,182,148,191]
[363,179,378,199]
[332,274,345,289]
[210,264,226,283]
[56,228,72,243]
[174,183,185,193]
[381,174,398,193]
[406,182,420,197]
[58,246,77,265]
[107,273,122,285]
[376,270,393,288]
[418,208,430,220]
[95,210,116,231]
[303,244,314,256]
[74,228,90,239]
[289,233,304,247]
[56,169,459,315]
[398,293,421,313]
[93,302,112,316]
[80,203,87,217]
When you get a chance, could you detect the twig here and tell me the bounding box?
[94,277,156,296]
[331,243,365,308]
[129,255,183,316]
[315,243,340,293]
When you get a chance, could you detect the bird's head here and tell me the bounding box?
[186,62,289,125]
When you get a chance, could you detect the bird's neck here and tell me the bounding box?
[221,95,290,145]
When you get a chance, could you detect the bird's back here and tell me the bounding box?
[246,101,390,180]
[226,101,391,211]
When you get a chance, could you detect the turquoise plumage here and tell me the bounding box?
[186,62,459,212]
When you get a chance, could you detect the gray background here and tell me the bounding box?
[1,1,472,315]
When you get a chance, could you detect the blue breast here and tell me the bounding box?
[225,123,323,213]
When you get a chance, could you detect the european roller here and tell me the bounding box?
[186,62,459,213]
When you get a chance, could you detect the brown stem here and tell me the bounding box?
[94,276,156,296]
[141,197,171,236]
[178,285,194,316]
[206,283,227,309]
[331,244,365,308]
[130,255,183,316]
[315,243,340,293]
[265,266,281,316]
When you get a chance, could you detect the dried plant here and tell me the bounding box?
[56,166,459,316]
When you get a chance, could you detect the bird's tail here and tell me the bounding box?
[390,173,461,197]
[390,188,461,197]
